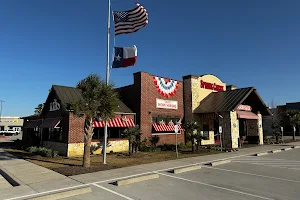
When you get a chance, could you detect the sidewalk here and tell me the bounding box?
[70,142,300,184]
[0,149,82,200]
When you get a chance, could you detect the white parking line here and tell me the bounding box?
[233,161,300,171]
[201,166,300,184]
[156,172,274,200]
[92,184,134,200]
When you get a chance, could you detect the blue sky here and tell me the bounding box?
[0,0,299,117]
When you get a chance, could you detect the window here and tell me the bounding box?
[49,127,63,141]
[152,116,181,133]
[203,124,209,138]
[92,128,125,140]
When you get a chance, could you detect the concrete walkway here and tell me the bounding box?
[0,149,82,200]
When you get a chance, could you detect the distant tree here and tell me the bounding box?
[285,110,300,141]
[34,104,44,115]
[72,74,119,167]
[183,121,200,153]
[122,125,141,155]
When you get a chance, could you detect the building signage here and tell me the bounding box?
[49,99,61,111]
[156,98,178,110]
[200,80,224,92]
[237,104,252,111]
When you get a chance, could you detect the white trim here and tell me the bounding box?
[152,132,181,135]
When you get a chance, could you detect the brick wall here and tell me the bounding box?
[139,72,184,145]
[68,112,85,143]
[118,71,185,145]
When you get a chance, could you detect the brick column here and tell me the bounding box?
[257,112,263,145]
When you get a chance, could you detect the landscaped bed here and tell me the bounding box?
[4,148,221,176]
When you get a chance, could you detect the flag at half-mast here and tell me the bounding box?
[113,3,148,36]
[112,45,137,68]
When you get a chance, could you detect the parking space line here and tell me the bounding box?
[201,166,300,184]
[92,184,134,200]
[233,161,300,171]
[156,172,274,200]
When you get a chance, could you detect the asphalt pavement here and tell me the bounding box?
[1,142,300,200]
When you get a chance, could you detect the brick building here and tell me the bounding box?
[22,85,135,157]
[118,72,185,145]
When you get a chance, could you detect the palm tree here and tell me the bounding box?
[72,74,119,167]
[34,104,44,115]
[122,125,140,155]
[285,110,300,141]
[183,120,200,153]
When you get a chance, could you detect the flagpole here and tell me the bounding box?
[103,0,111,165]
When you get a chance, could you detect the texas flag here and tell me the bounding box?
[112,45,138,68]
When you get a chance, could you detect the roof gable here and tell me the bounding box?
[52,85,134,114]
[194,87,270,115]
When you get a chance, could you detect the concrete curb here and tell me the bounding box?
[292,146,300,149]
[172,165,201,174]
[270,149,282,153]
[116,174,159,186]
[208,160,231,166]
[282,147,292,151]
[22,186,92,200]
[254,152,268,156]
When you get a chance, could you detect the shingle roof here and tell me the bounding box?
[52,85,134,114]
[194,87,270,115]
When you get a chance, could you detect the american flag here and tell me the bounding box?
[113,3,148,36]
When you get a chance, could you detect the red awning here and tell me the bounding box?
[152,123,184,132]
[93,117,135,128]
[236,111,259,120]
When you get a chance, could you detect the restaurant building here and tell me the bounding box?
[22,85,136,157]
[118,72,185,145]
[183,74,270,149]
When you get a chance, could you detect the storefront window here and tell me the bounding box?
[92,128,126,140]
[152,116,181,133]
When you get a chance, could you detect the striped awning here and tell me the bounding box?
[152,123,184,132]
[93,117,135,128]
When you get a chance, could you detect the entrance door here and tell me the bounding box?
[239,119,247,138]
[214,120,220,144]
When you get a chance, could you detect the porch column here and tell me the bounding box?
[257,111,263,145]
[230,111,239,148]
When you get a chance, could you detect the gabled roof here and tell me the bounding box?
[52,85,134,114]
[194,87,271,115]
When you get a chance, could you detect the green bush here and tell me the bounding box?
[25,146,59,158]
[26,146,38,153]
[184,141,192,148]
[157,144,176,151]
[52,150,59,158]
[150,135,160,147]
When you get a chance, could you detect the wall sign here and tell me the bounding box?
[153,76,179,98]
[49,99,61,111]
[200,80,224,92]
[156,98,178,110]
[237,104,252,111]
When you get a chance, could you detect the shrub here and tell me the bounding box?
[184,141,192,148]
[138,138,148,152]
[46,149,53,158]
[52,150,59,158]
[157,144,176,151]
[26,146,38,153]
[150,135,160,147]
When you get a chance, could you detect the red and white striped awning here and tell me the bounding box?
[93,117,135,128]
[152,123,184,132]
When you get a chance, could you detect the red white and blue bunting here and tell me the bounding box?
[153,76,179,98]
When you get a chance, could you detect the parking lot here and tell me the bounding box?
[57,146,300,200]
